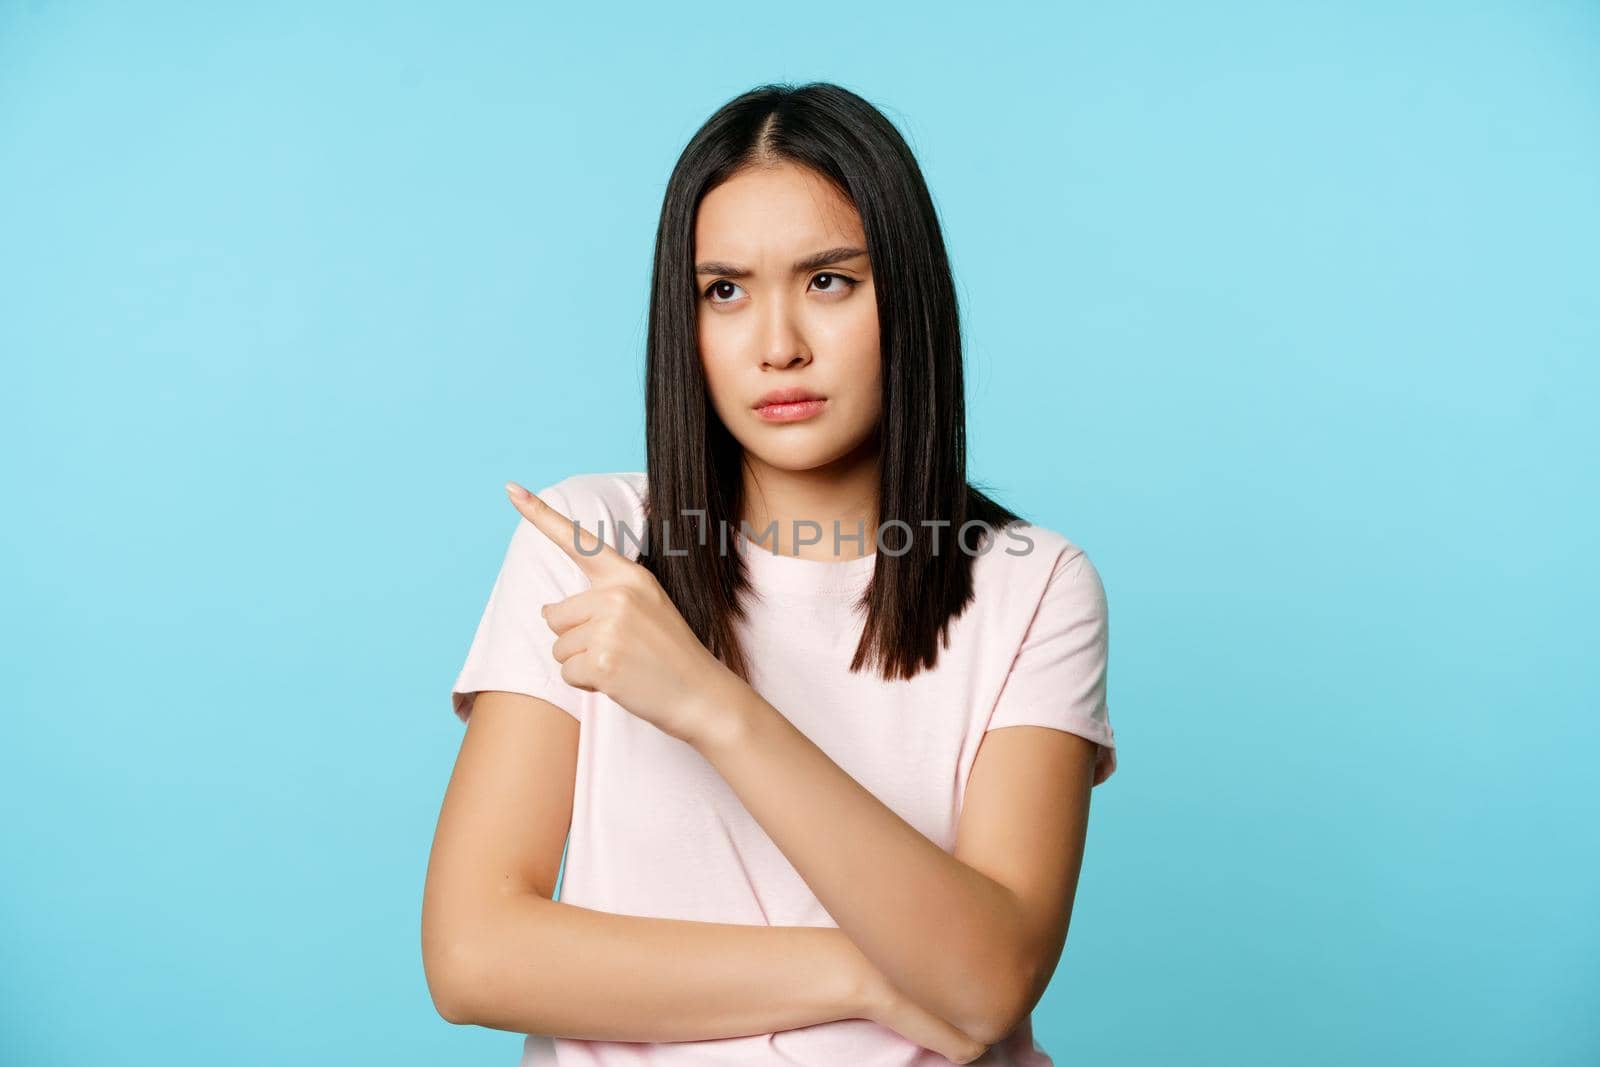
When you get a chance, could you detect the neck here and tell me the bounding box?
[738,441,881,561]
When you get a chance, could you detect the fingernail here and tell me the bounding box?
[505,481,529,499]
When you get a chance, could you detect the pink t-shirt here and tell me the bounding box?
[451,471,1117,1067]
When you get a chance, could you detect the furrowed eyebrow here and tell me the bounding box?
[694,245,869,278]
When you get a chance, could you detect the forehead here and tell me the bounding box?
[694,162,864,259]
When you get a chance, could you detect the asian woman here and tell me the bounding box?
[423,81,1117,1067]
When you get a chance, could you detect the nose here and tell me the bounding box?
[759,295,811,371]
[763,349,810,371]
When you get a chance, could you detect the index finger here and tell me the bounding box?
[505,481,627,578]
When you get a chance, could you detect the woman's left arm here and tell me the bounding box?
[691,684,1098,1046]
[506,482,1098,1046]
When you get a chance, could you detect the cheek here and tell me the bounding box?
[697,331,740,412]
[698,309,742,360]
[831,352,882,434]
[818,293,878,351]
[841,311,882,392]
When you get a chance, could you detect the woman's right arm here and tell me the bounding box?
[421,690,986,1060]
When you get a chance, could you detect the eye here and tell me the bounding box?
[702,273,862,305]
[810,272,859,295]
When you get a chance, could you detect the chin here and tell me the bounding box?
[742,432,876,474]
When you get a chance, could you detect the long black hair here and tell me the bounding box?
[637,81,1024,683]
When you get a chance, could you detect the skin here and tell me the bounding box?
[695,162,882,558]
[422,688,985,1058]
[422,161,1098,1060]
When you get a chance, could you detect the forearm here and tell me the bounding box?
[452,893,870,1041]
[691,685,1031,1040]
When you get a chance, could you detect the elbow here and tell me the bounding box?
[424,937,482,1027]
[963,1000,1025,1049]
[961,955,1042,1047]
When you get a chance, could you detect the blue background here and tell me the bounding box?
[4,2,1596,1063]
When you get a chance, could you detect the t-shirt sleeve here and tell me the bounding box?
[985,547,1118,786]
[450,485,592,724]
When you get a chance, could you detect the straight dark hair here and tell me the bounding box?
[637,81,1026,683]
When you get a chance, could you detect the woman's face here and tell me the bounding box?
[694,161,882,475]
